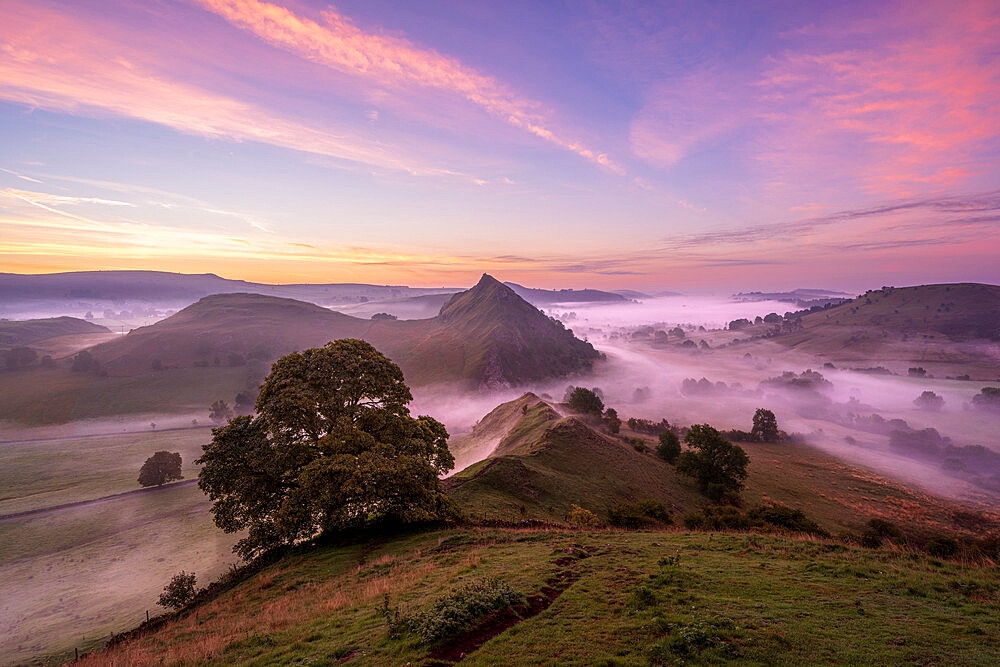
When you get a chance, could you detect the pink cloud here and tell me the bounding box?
[195,0,623,172]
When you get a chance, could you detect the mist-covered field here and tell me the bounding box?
[3,291,999,663]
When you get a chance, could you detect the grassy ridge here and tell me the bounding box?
[77,526,1000,665]
[0,316,109,351]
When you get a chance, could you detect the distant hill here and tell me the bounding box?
[799,283,1000,340]
[0,270,458,319]
[734,288,851,307]
[0,316,109,350]
[89,275,601,390]
[502,281,625,305]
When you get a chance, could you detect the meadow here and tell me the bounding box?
[0,428,237,665]
[79,525,1000,665]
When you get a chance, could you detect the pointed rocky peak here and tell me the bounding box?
[437,273,534,323]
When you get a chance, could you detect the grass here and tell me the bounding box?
[0,484,237,666]
[77,526,1000,665]
[0,427,214,515]
[0,366,246,425]
[0,427,238,665]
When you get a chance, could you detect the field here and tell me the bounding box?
[79,525,1000,665]
[0,428,238,665]
[0,366,247,426]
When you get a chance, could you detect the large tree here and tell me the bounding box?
[138,451,183,487]
[197,339,455,559]
[676,424,749,500]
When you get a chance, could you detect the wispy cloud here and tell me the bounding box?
[195,0,623,173]
[0,3,467,177]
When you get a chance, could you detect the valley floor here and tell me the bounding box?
[79,525,1000,666]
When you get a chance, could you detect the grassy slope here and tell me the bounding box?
[79,526,1000,666]
[0,427,214,515]
[755,284,1000,377]
[445,396,987,537]
[0,316,109,350]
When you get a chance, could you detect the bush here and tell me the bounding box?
[745,504,827,536]
[603,408,621,434]
[656,430,681,464]
[627,417,670,435]
[158,571,197,610]
[683,506,745,530]
[609,500,673,529]
[566,504,601,528]
[868,518,904,541]
[388,578,521,645]
[925,534,958,558]
[567,387,604,415]
[860,530,883,548]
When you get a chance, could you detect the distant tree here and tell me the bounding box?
[70,350,101,374]
[234,391,256,415]
[913,391,945,411]
[39,355,55,369]
[138,451,183,487]
[84,311,94,320]
[157,571,197,610]
[908,367,927,378]
[603,407,621,434]
[656,430,681,464]
[4,347,37,369]
[670,326,685,339]
[371,312,398,321]
[676,424,750,500]
[750,408,780,442]
[763,312,782,324]
[197,339,455,559]
[209,400,234,424]
[972,387,1000,412]
[567,387,604,415]
[728,318,751,330]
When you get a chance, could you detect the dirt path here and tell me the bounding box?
[0,478,199,523]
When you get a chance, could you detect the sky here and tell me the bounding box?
[1,0,999,291]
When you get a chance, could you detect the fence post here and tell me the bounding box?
[146,610,150,622]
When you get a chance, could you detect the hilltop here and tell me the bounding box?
[446,394,986,537]
[88,275,600,390]
[0,316,109,350]
[801,283,1000,340]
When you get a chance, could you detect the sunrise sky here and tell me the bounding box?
[1,0,999,291]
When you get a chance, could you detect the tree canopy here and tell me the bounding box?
[676,424,749,500]
[138,451,183,487]
[197,339,455,559]
[750,408,780,442]
[567,386,604,415]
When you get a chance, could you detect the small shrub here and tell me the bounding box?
[925,535,959,558]
[868,518,904,541]
[158,571,197,610]
[566,504,601,528]
[389,578,521,645]
[683,506,746,530]
[609,500,673,529]
[746,504,828,536]
[860,530,882,548]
